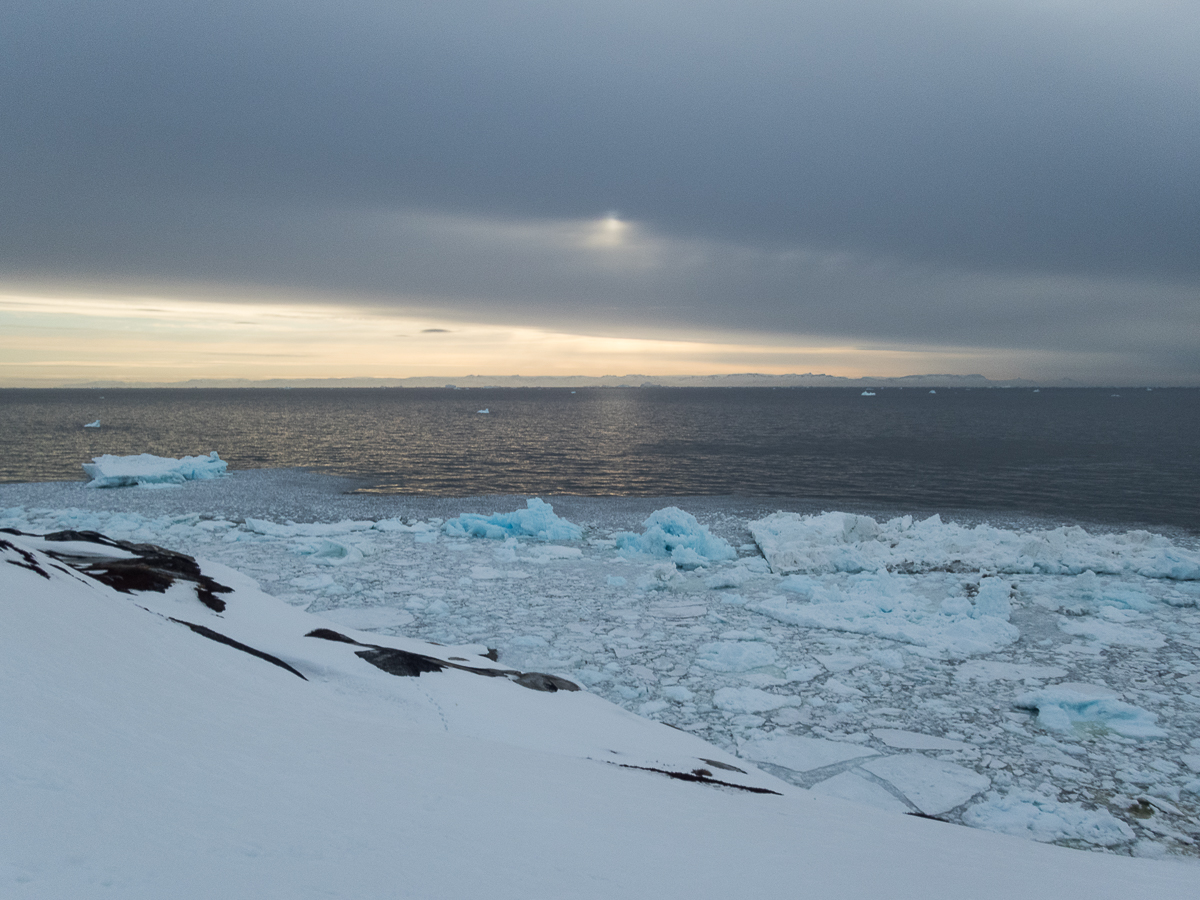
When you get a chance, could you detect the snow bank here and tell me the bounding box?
[1014,686,1167,739]
[750,511,1200,580]
[965,791,1136,846]
[442,498,582,541]
[82,451,227,488]
[614,507,736,569]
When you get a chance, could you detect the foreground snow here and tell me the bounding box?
[2,531,1195,899]
[3,474,1200,864]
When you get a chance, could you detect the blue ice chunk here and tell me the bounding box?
[442,498,582,541]
[613,507,736,570]
[1015,686,1167,739]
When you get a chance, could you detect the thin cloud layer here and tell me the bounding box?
[1,1,1197,381]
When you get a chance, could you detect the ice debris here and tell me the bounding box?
[614,507,736,569]
[1014,685,1167,740]
[82,452,227,488]
[442,498,582,541]
[84,419,100,428]
[964,790,1136,846]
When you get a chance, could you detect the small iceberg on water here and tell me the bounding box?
[83,451,228,488]
[477,408,490,414]
[861,391,876,397]
[84,419,101,428]
[443,498,581,541]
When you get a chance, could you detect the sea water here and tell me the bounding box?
[1,386,1197,531]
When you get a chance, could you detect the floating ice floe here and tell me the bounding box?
[477,408,489,414]
[614,507,737,569]
[872,729,972,751]
[738,734,878,772]
[861,391,876,396]
[860,754,991,816]
[747,571,1020,657]
[1014,685,1167,739]
[84,419,100,428]
[442,498,582,541]
[811,771,910,811]
[750,511,1200,579]
[695,641,778,672]
[965,790,1136,846]
[82,451,227,488]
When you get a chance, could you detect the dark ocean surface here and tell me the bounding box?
[1,387,1197,532]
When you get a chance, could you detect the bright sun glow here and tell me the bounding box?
[582,214,631,249]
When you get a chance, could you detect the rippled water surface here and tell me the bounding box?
[1,387,1197,530]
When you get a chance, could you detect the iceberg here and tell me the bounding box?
[84,419,101,428]
[82,452,228,488]
[614,507,736,569]
[442,498,582,541]
[749,511,1200,580]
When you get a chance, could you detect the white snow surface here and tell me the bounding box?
[81,451,228,487]
[3,472,1200,877]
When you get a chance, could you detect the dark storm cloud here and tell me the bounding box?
[1,1,1198,374]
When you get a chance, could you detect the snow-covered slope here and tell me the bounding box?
[2,531,1196,898]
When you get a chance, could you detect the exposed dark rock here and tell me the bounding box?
[906,812,952,823]
[355,646,446,677]
[305,627,361,645]
[1,538,51,580]
[32,530,233,612]
[305,627,579,691]
[169,618,307,680]
[513,672,581,693]
[617,763,781,795]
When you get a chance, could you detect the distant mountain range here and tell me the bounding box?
[59,372,1071,389]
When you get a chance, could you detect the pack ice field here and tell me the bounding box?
[4,460,1200,858]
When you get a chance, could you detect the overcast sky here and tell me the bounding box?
[2,1,1197,384]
